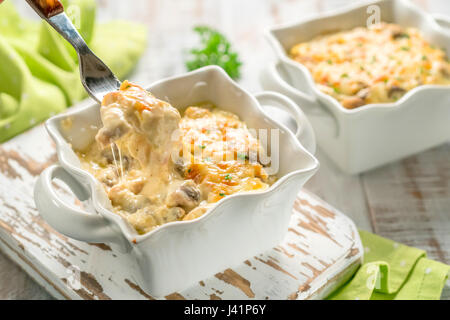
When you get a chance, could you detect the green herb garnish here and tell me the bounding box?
[393,32,410,39]
[224,174,232,180]
[219,193,225,196]
[401,46,410,51]
[340,73,349,78]
[186,26,242,80]
[237,153,248,160]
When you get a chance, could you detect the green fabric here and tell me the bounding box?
[327,230,450,300]
[0,0,147,142]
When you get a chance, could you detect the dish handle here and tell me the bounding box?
[260,62,340,137]
[34,165,128,250]
[255,91,316,154]
[260,62,320,111]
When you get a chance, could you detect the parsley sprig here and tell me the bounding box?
[186,26,242,80]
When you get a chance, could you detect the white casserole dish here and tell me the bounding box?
[33,66,319,296]
[261,0,450,174]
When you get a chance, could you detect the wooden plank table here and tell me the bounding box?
[1,0,449,299]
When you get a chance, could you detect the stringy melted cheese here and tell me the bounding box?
[289,22,450,109]
[77,81,275,234]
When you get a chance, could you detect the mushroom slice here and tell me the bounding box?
[342,96,365,109]
[388,86,406,100]
[166,180,201,211]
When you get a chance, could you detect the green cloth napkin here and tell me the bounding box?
[327,230,450,300]
[0,0,147,142]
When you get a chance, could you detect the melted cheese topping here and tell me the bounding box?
[289,22,450,109]
[77,82,275,234]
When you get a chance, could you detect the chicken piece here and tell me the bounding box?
[140,105,181,147]
[183,205,210,221]
[126,176,147,195]
[108,184,150,213]
[96,103,132,147]
[98,166,119,187]
[158,206,185,223]
[184,106,212,119]
[96,81,181,148]
[127,206,185,234]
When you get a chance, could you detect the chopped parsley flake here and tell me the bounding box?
[237,153,248,160]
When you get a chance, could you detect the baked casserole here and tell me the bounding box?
[77,81,276,234]
[289,22,450,109]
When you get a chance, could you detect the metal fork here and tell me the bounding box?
[25,0,121,103]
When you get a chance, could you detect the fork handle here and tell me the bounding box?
[26,0,64,19]
[26,0,87,54]
[25,0,121,103]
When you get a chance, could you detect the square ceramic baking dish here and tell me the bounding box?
[261,0,450,174]
[34,66,319,296]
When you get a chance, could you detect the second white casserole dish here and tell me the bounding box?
[34,66,319,296]
[262,0,450,174]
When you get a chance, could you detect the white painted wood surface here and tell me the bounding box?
[1,0,449,299]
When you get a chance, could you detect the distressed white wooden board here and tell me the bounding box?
[0,120,362,300]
